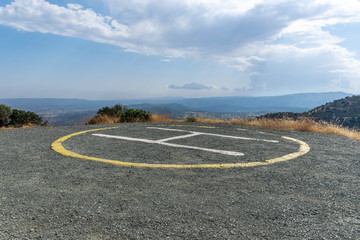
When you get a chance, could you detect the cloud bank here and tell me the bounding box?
[168,83,214,90]
[1,0,360,94]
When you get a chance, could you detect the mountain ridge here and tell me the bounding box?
[0,92,352,126]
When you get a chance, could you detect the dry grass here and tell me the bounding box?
[0,126,14,130]
[244,118,318,131]
[88,114,180,124]
[85,113,360,142]
[164,116,360,141]
[0,124,40,130]
[87,115,120,125]
[87,113,176,125]
[194,117,360,141]
[310,122,360,141]
[150,114,181,123]
[244,118,359,140]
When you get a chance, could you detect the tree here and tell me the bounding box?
[88,105,152,125]
[97,104,126,118]
[9,109,43,126]
[120,109,151,122]
[0,104,12,127]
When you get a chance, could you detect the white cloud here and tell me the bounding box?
[1,0,360,93]
[161,58,174,62]
[67,3,83,11]
[218,56,266,71]
[168,82,214,90]
[0,0,130,46]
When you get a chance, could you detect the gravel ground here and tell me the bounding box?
[0,123,359,239]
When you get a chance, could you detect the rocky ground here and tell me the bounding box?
[0,123,359,239]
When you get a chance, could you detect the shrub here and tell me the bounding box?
[150,114,175,122]
[120,109,151,122]
[97,104,125,118]
[0,104,12,127]
[87,104,128,125]
[9,109,43,127]
[185,116,197,122]
[87,105,151,124]
[87,114,116,125]
[0,104,44,127]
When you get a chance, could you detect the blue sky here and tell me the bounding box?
[1,0,360,99]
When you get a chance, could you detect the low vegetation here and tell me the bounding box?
[185,116,197,122]
[121,109,152,122]
[87,104,152,124]
[185,117,360,141]
[87,106,360,142]
[155,115,360,141]
[244,118,360,141]
[0,104,45,128]
[149,114,176,122]
[0,104,12,126]
[97,104,124,118]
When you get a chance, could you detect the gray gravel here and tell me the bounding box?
[0,123,359,239]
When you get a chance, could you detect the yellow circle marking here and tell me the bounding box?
[51,126,310,169]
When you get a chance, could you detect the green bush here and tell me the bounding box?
[0,104,12,127]
[120,109,151,122]
[9,109,43,127]
[185,116,197,122]
[0,104,44,127]
[97,104,125,117]
[88,105,152,124]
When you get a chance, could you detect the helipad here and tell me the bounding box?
[51,124,310,169]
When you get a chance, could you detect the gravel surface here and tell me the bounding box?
[0,123,359,239]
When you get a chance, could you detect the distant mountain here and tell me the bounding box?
[44,110,97,126]
[260,95,360,129]
[120,92,351,113]
[0,92,352,125]
[1,92,350,113]
[0,98,120,111]
[172,92,351,113]
[127,103,194,119]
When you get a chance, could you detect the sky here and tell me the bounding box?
[0,0,360,99]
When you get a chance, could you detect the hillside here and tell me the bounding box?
[305,95,360,128]
[260,95,360,129]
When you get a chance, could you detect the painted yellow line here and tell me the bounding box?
[51,127,310,169]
